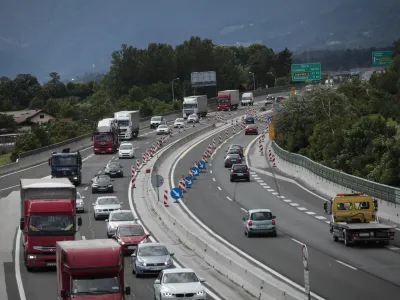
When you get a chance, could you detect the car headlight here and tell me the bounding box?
[162,292,173,297]
[96,209,101,212]
[71,171,75,175]
[165,259,173,266]
[109,225,116,229]
[196,290,205,296]
[108,184,113,187]
[28,255,36,259]
[92,184,98,187]
[137,258,146,266]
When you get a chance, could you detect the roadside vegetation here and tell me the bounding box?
[275,40,400,187]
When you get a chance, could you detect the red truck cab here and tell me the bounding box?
[217,93,231,111]
[20,178,82,271]
[56,239,131,300]
[93,118,119,154]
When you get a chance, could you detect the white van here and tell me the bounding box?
[241,92,254,106]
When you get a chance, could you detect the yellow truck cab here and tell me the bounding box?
[323,193,396,246]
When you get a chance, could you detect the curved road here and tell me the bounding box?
[172,121,400,300]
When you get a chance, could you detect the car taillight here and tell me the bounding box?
[271,220,276,225]
[352,233,359,237]
[388,232,394,236]
[231,169,234,174]
[226,159,230,162]
[248,221,252,226]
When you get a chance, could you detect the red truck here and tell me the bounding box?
[20,178,82,271]
[93,118,119,154]
[217,89,240,111]
[56,239,131,300]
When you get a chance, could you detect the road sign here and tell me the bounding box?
[302,244,311,299]
[151,175,164,188]
[372,51,392,66]
[191,167,200,177]
[185,176,193,187]
[170,187,182,200]
[267,116,271,124]
[291,63,321,81]
[197,160,205,169]
[191,71,217,87]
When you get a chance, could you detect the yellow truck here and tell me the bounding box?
[323,193,396,246]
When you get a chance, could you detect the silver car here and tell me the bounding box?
[156,125,170,135]
[92,196,122,220]
[187,114,199,123]
[76,192,85,213]
[106,210,137,238]
[242,209,277,237]
[154,268,206,300]
[131,242,174,278]
[173,118,185,128]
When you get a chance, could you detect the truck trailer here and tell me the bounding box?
[20,178,82,271]
[93,118,119,154]
[49,148,82,185]
[114,111,140,140]
[323,193,396,246]
[217,90,239,111]
[56,239,131,300]
[182,95,208,118]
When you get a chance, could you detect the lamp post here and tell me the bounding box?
[171,78,179,101]
[249,72,255,91]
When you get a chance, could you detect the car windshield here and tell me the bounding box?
[107,163,120,170]
[110,211,134,221]
[159,125,168,129]
[233,165,247,172]
[251,212,273,221]
[77,192,83,200]
[245,116,254,119]
[29,214,74,232]
[97,197,119,205]
[152,117,162,121]
[94,134,112,141]
[175,119,184,122]
[247,125,257,129]
[138,245,168,256]
[227,154,240,159]
[228,149,240,153]
[51,155,77,167]
[119,226,145,236]
[163,272,199,284]
[71,277,120,295]
[96,175,110,183]
[189,114,197,118]
[217,98,229,103]
[242,97,251,100]
[120,144,132,150]
[117,120,129,127]
[183,103,197,108]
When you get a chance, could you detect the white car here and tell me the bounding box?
[187,114,199,123]
[174,118,185,128]
[156,125,170,135]
[154,268,206,300]
[106,210,137,238]
[118,143,135,159]
[92,196,122,220]
[76,192,85,213]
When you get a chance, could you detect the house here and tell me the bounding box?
[2,109,56,132]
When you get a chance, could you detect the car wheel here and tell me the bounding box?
[120,172,124,177]
[135,273,141,278]
[230,178,233,182]
[245,133,247,135]
[92,189,96,194]
[246,178,250,182]
[271,231,277,237]
[247,231,252,238]
[110,188,114,193]
[94,214,98,220]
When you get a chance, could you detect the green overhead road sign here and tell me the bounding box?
[291,63,321,81]
[372,51,392,66]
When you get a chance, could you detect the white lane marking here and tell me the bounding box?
[267,189,274,192]
[297,207,307,211]
[256,180,264,183]
[306,212,316,215]
[315,216,326,220]
[336,260,358,270]
[291,238,304,246]
[252,176,260,179]
[145,141,150,144]
[250,172,256,175]
[170,121,326,300]
[290,203,299,207]
[213,178,216,182]
[217,186,222,191]
[210,170,213,174]
[283,199,292,203]
[15,228,27,300]
[82,236,86,240]
[84,187,88,191]
[263,186,271,189]
[387,246,400,251]
[325,221,330,224]
[395,228,400,232]
[226,197,232,202]
[277,196,285,199]
[97,170,101,174]
[0,184,19,192]
[259,183,267,186]
[272,192,279,195]
[241,208,247,212]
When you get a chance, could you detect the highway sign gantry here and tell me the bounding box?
[372,51,392,66]
[170,187,183,201]
[291,63,321,81]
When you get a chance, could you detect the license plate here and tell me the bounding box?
[127,246,136,249]
[256,225,268,228]
[46,262,56,266]
[237,174,243,176]
[150,267,161,271]
[231,160,236,162]
[359,233,369,237]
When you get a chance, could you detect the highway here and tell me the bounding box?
[172,121,400,300]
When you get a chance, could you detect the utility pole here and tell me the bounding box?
[171,78,179,101]
[249,72,255,90]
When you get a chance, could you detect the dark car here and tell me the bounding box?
[245,125,258,135]
[230,164,250,182]
[266,94,275,101]
[91,174,114,193]
[244,115,254,124]
[228,144,244,152]
[227,148,243,159]
[104,162,124,178]
[224,153,242,168]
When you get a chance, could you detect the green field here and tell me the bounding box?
[0,153,11,166]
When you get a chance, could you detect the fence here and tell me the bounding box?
[271,141,400,204]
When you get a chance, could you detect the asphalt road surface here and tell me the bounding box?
[172,121,400,300]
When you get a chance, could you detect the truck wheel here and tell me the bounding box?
[332,234,338,242]
[344,231,350,247]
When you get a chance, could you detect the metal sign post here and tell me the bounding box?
[302,244,311,300]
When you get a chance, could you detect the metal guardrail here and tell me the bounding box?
[271,141,400,204]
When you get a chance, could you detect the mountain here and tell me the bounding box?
[1,0,399,80]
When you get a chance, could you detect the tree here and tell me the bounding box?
[0,113,16,131]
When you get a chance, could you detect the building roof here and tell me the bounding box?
[2,109,55,124]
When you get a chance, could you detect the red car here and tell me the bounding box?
[113,224,150,254]
[245,125,258,135]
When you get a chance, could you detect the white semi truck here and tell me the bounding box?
[113,111,140,140]
[182,95,208,119]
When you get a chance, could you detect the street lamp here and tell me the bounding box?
[171,78,179,101]
[249,72,255,91]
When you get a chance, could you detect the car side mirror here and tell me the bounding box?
[272,216,276,219]
[199,278,206,283]
[131,253,136,257]
[125,286,131,295]
[169,253,175,256]
[112,234,116,239]
[373,199,378,211]
[224,156,226,158]
[105,219,108,222]
[323,202,328,214]
[117,148,119,151]
[20,218,24,230]
[81,196,85,199]
[90,179,93,182]
[77,217,82,227]
[154,279,160,285]
[241,217,245,221]
[104,166,106,169]
[120,202,123,205]
[146,234,151,238]
[92,203,96,206]
[60,289,66,297]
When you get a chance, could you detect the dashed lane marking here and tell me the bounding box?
[226,197,232,202]
[217,186,222,191]
[241,207,247,212]
[336,260,358,271]
[306,212,316,215]
[290,203,299,207]
[297,207,307,211]
[213,178,216,182]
